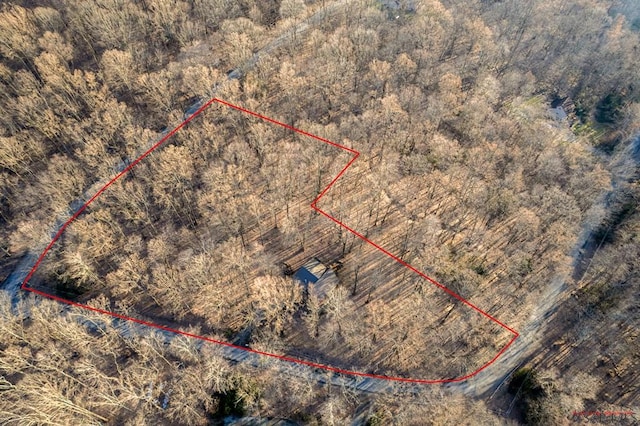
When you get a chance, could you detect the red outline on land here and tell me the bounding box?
[21,98,519,384]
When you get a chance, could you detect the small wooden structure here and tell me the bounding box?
[293,258,338,301]
[548,97,576,124]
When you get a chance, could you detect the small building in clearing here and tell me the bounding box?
[293,258,338,301]
[548,97,576,124]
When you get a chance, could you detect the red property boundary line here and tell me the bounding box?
[21,98,519,385]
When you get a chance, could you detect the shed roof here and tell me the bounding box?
[549,106,568,121]
[293,258,338,300]
[293,266,319,285]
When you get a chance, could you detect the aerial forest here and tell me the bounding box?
[0,0,638,424]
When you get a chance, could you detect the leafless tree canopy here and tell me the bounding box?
[0,0,638,423]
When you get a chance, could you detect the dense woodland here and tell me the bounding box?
[0,0,638,424]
